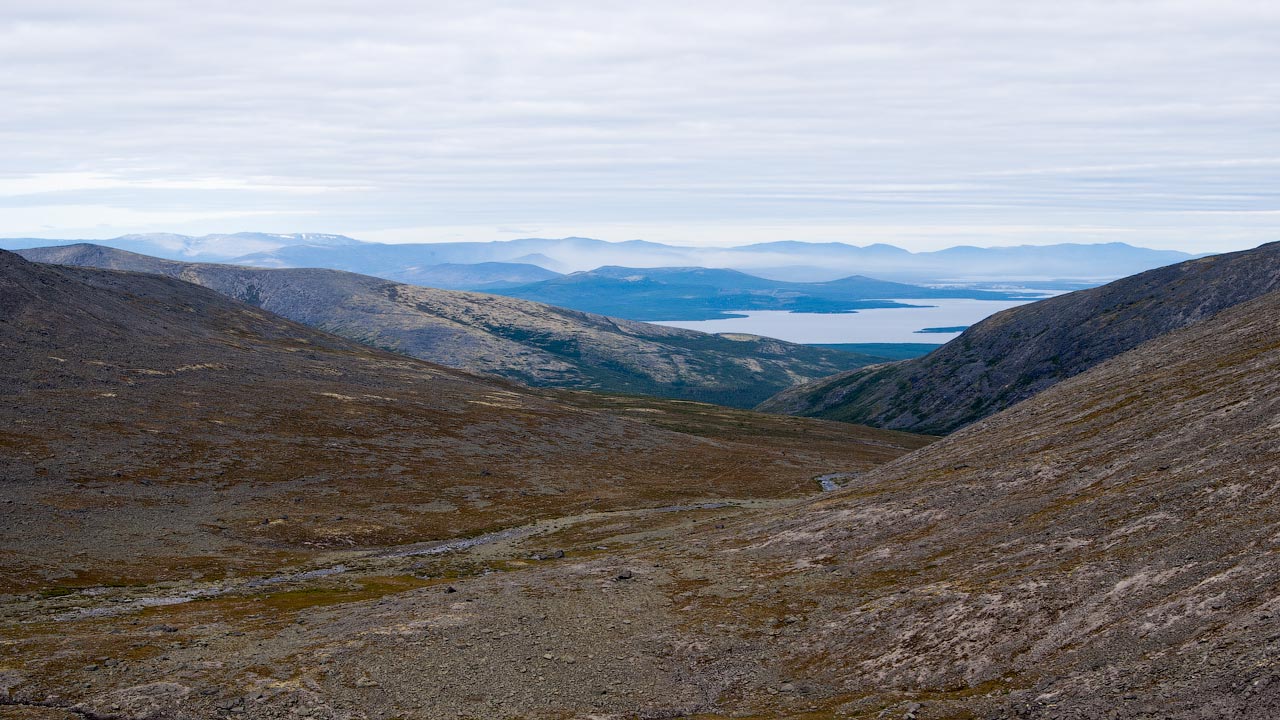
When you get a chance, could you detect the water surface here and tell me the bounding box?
[652,297,1043,344]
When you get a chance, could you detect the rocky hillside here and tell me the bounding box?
[17,244,883,407]
[683,278,1280,717]
[759,241,1280,433]
[0,248,928,595]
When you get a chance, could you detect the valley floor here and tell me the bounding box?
[2,492,846,719]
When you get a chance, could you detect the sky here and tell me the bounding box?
[2,1,1279,252]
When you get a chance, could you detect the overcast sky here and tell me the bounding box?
[3,1,1278,251]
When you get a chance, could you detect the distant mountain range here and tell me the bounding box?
[489,265,1028,321]
[231,237,1201,282]
[18,244,886,407]
[760,241,1280,433]
[0,231,361,260]
[0,233,1203,284]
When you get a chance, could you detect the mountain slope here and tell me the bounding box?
[0,249,929,594]
[16,244,883,407]
[759,241,1280,433]
[624,267,1280,718]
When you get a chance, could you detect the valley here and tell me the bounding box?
[0,248,935,719]
[3,243,1278,719]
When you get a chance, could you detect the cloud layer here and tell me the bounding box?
[3,1,1278,250]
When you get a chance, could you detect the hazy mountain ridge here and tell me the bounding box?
[386,261,562,289]
[17,244,882,407]
[1,233,1201,283]
[759,241,1280,433]
[236,238,1203,283]
[0,231,361,261]
[490,264,1027,320]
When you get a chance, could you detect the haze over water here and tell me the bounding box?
[653,297,1040,344]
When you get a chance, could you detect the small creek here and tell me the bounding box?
[815,472,860,492]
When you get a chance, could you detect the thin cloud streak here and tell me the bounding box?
[1,1,1278,251]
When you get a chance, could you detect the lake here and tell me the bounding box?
[651,297,1044,344]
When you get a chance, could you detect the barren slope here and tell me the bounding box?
[760,241,1280,433]
[0,249,929,596]
[17,244,881,407]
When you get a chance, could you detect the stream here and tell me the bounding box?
[815,472,860,492]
